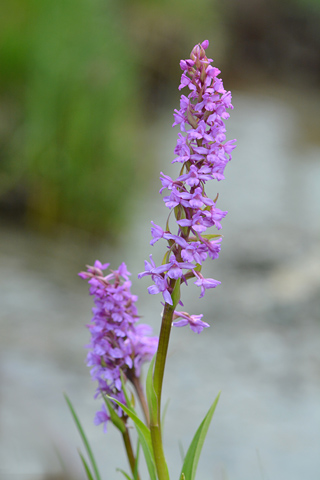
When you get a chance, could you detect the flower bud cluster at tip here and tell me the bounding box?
[139,40,236,333]
[79,260,158,431]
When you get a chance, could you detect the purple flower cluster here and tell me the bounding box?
[139,40,236,333]
[79,261,158,431]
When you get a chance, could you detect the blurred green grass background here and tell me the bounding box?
[0,0,319,236]
[1,0,143,235]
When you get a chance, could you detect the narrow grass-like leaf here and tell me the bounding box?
[64,393,101,480]
[102,395,126,433]
[146,355,157,424]
[107,396,152,450]
[116,468,132,480]
[78,450,95,480]
[107,396,157,480]
[107,398,150,440]
[180,392,221,480]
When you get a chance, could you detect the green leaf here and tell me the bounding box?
[180,392,221,480]
[78,450,95,480]
[107,396,151,448]
[146,355,158,425]
[165,209,174,232]
[193,263,202,272]
[162,250,171,265]
[116,468,132,480]
[102,395,126,434]
[107,396,157,480]
[201,234,222,240]
[64,394,101,480]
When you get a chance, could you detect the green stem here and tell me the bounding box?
[150,298,175,480]
[153,301,175,416]
[122,427,140,480]
[150,424,169,480]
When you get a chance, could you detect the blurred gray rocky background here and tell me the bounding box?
[1,0,320,479]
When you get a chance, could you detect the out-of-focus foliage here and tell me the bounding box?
[0,0,141,235]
